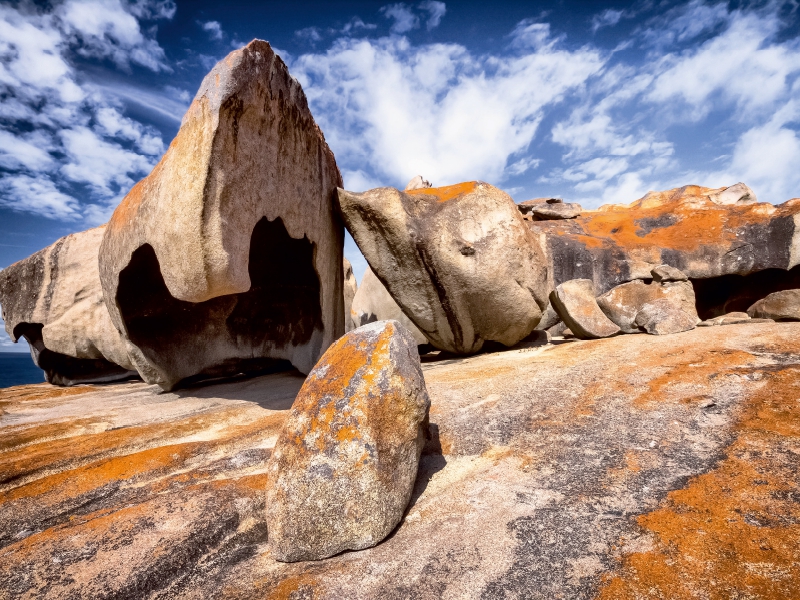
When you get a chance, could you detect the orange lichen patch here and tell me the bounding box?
[598,366,800,599]
[0,383,97,403]
[0,417,108,453]
[0,405,273,489]
[265,572,320,600]
[405,181,478,203]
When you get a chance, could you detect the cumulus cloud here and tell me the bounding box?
[0,0,174,222]
[291,27,603,187]
[200,20,223,40]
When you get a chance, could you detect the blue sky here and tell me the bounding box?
[1,0,800,351]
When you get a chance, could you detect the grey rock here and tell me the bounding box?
[651,265,689,283]
[597,279,698,334]
[265,320,430,562]
[0,226,137,386]
[747,289,800,321]
[517,197,562,215]
[337,181,549,354]
[635,299,697,335]
[708,182,757,205]
[528,202,582,220]
[550,279,620,339]
[405,175,432,191]
[343,258,358,333]
[350,265,428,345]
[534,300,561,331]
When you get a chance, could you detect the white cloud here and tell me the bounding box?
[291,30,603,187]
[0,0,174,224]
[381,3,419,34]
[592,9,624,33]
[419,1,446,30]
[200,20,223,40]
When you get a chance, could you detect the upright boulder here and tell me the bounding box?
[265,320,430,562]
[748,290,800,321]
[350,266,428,345]
[0,227,136,385]
[337,181,549,354]
[550,279,620,339]
[99,40,344,390]
[527,183,800,318]
[343,258,358,333]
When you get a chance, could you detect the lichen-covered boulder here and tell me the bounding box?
[748,290,800,321]
[343,258,358,333]
[0,226,136,386]
[99,40,344,390]
[337,181,549,354]
[350,266,428,345]
[527,183,800,318]
[550,279,620,339]
[265,320,430,562]
[597,278,698,334]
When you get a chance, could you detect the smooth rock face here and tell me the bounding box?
[747,289,800,321]
[99,40,343,390]
[338,181,549,354]
[635,299,698,335]
[550,279,620,339]
[651,264,688,283]
[597,279,698,334]
[699,311,752,327]
[350,266,428,345]
[528,202,582,220]
[265,320,430,562]
[527,183,800,316]
[534,300,561,331]
[0,226,136,385]
[343,258,358,333]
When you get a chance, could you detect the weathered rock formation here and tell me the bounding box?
[526,183,800,318]
[349,265,428,345]
[2,322,798,597]
[527,202,582,220]
[550,279,620,339]
[99,40,344,390]
[265,320,430,562]
[597,274,698,334]
[343,258,357,333]
[634,299,697,335]
[405,175,432,191]
[337,181,549,354]
[747,289,800,321]
[0,227,136,385]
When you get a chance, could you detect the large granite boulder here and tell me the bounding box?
[265,320,430,562]
[550,279,620,339]
[527,183,800,318]
[343,258,358,333]
[747,289,800,321]
[349,265,428,345]
[99,40,344,390]
[597,276,698,334]
[635,299,698,335]
[0,227,136,386]
[337,181,549,354]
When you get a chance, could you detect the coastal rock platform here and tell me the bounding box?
[1,323,798,598]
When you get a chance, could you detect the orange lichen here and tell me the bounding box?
[405,181,478,203]
[599,366,800,599]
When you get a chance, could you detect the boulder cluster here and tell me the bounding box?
[3,39,800,563]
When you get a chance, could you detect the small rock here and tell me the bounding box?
[265,320,430,562]
[534,300,561,331]
[550,279,621,339]
[597,279,697,334]
[747,289,800,321]
[648,440,658,448]
[517,197,563,214]
[708,182,757,205]
[405,175,432,191]
[699,398,716,408]
[650,265,688,283]
[344,258,358,333]
[635,299,697,335]
[528,202,582,220]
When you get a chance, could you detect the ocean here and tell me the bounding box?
[0,353,45,388]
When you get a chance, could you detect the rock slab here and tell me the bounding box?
[338,181,549,354]
[550,279,620,339]
[597,278,698,334]
[265,320,430,562]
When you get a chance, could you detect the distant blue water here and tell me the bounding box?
[0,353,45,388]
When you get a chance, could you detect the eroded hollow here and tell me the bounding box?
[116,216,322,386]
[691,265,800,319]
[14,322,137,386]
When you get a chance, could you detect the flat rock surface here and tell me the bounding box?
[1,323,799,598]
